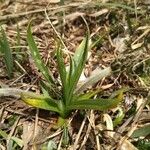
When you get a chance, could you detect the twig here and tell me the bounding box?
[73,116,87,149]
[79,123,92,150]
[57,132,63,150]
[132,28,150,45]
[44,9,71,54]
[88,110,101,150]
[33,109,39,142]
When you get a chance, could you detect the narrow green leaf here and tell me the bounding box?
[57,47,67,87]
[68,98,122,111]
[56,46,68,104]
[74,89,102,101]
[109,87,129,99]
[113,108,125,127]
[27,22,55,85]
[67,34,89,104]
[0,129,23,147]
[64,56,75,104]
[20,90,48,99]
[131,125,150,138]
[62,126,70,146]
[0,27,13,78]
[22,96,60,113]
[0,129,8,139]
[40,81,51,97]
[47,140,57,150]
[72,36,89,83]
[73,37,88,67]
[11,137,23,148]
[67,55,75,87]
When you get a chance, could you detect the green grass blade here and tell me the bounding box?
[56,46,68,104]
[57,47,67,87]
[131,125,150,138]
[27,22,55,85]
[0,129,8,139]
[22,96,60,113]
[113,108,125,127]
[0,27,13,78]
[68,97,122,111]
[67,34,89,104]
[62,126,70,146]
[72,36,89,81]
[11,137,23,148]
[67,55,75,87]
[109,87,129,99]
[40,80,51,97]
[64,55,75,103]
[0,129,23,148]
[73,37,88,68]
[74,89,102,101]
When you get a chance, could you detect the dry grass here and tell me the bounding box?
[0,0,150,149]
